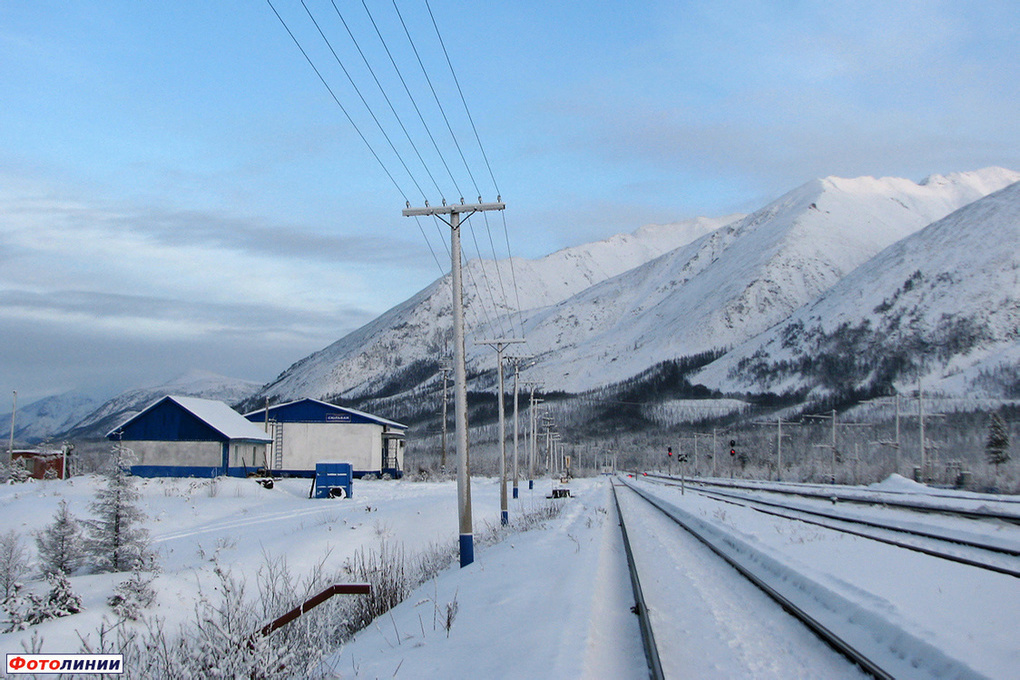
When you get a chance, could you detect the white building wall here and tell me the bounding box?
[230,442,268,469]
[127,441,222,467]
[279,423,383,472]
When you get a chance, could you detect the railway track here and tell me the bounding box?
[643,477,1020,578]
[612,476,998,679]
[647,474,1020,525]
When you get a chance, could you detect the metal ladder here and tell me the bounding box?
[271,420,283,471]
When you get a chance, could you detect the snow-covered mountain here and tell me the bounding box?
[256,166,1019,406]
[257,215,742,401]
[511,167,1020,392]
[693,179,1020,400]
[1,391,104,445]
[64,369,262,440]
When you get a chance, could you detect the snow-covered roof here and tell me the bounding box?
[109,395,272,442]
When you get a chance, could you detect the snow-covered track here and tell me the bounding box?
[612,479,878,679]
[617,475,998,679]
[656,475,1020,525]
[642,478,1020,578]
[611,480,664,680]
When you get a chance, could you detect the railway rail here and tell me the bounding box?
[642,476,1020,577]
[645,473,1020,525]
[612,475,1001,679]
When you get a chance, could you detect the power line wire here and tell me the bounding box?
[329,0,444,199]
[299,0,428,201]
[266,0,443,275]
[362,0,463,200]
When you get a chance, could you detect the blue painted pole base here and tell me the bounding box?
[459,534,474,568]
[501,510,508,525]
[512,485,519,499]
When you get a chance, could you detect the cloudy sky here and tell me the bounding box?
[2,0,1018,404]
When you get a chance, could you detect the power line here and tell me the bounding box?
[394,0,477,200]
[267,0,406,202]
[298,0,428,201]
[267,0,444,276]
[362,0,462,200]
[329,0,444,199]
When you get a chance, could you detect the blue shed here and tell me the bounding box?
[107,395,272,478]
[244,398,406,479]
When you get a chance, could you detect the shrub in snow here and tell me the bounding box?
[85,446,155,573]
[108,566,157,621]
[0,530,30,601]
[36,498,85,576]
[3,572,83,632]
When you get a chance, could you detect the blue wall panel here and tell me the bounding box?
[117,399,224,442]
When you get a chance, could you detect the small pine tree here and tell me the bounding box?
[36,499,85,576]
[85,446,153,573]
[986,412,1011,478]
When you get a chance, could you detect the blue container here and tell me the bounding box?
[314,461,353,499]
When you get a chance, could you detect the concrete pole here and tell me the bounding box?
[8,390,16,468]
[450,211,473,565]
[777,416,783,482]
[512,363,519,500]
[440,366,450,472]
[918,381,926,482]
[403,200,505,568]
[497,354,507,524]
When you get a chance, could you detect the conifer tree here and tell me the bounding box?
[986,412,1011,479]
[36,499,85,576]
[85,446,153,573]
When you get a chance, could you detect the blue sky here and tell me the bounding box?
[2,0,1018,405]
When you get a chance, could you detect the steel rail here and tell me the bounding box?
[611,481,664,680]
[619,481,893,680]
[650,474,1020,524]
[692,487,1020,578]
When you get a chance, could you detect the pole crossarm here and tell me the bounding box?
[403,201,505,223]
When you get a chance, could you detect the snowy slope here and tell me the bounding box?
[694,180,1020,398]
[0,391,103,445]
[257,215,741,401]
[509,167,1020,392]
[66,369,262,439]
[259,167,1018,403]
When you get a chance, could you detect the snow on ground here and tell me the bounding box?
[627,476,1020,679]
[2,473,1018,678]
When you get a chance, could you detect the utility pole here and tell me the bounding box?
[508,356,533,500]
[523,382,543,490]
[439,362,451,472]
[476,338,524,526]
[403,198,505,567]
[692,432,713,478]
[7,390,16,469]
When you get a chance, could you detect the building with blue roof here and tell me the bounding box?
[244,398,406,479]
[107,395,272,478]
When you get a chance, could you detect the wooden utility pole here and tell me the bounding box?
[403,199,505,567]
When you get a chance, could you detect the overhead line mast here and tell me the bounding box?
[403,199,505,568]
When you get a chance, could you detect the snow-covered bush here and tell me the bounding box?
[3,572,83,632]
[0,530,30,601]
[107,566,157,621]
[36,498,85,576]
